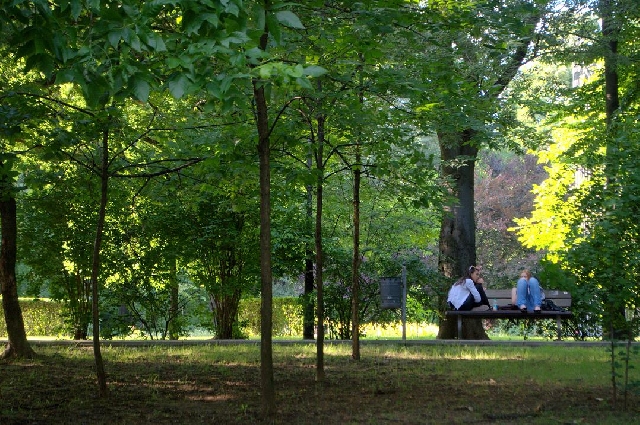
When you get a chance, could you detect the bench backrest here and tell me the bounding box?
[485,289,572,308]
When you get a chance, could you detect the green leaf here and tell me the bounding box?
[141,32,167,52]
[303,65,327,78]
[86,0,101,13]
[54,69,78,84]
[70,0,83,20]
[202,13,220,28]
[167,74,190,99]
[266,13,281,44]
[295,77,312,90]
[224,1,240,17]
[288,64,304,78]
[108,29,123,48]
[275,10,304,29]
[132,78,151,102]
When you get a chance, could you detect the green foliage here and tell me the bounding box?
[238,297,303,338]
[510,1,640,351]
[0,0,578,351]
[0,299,64,337]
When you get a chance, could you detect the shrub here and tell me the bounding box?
[238,297,303,338]
[0,298,65,337]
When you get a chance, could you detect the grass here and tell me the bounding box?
[1,342,639,424]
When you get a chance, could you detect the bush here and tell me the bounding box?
[0,298,65,337]
[238,297,303,338]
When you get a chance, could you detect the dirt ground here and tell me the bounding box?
[1,342,638,424]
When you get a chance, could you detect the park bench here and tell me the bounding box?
[445,289,573,340]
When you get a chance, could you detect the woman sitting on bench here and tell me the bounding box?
[514,269,543,313]
[447,265,491,311]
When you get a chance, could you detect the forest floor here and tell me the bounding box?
[1,340,639,424]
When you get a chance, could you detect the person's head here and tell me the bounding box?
[468,265,481,281]
[455,265,481,285]
[520,269,532,280]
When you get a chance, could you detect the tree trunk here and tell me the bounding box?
[436,129,488,340]
[0,186,35,359]
[303,152,315,340]
[433,5,542,340]
[253,11,275,416]
[168,256,179,340]
[599,0,626,342]
[71,273,90,340]
[213,288,241,339]
[351,56,363,360]
[90,129,109,396]
[351,151,361,360]
[315,111,326,382]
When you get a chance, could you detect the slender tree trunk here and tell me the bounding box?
[71,273,90,340]
[351,151,361,359]
[91,129,109,396]
[253,7,275,415]
[0,178,35,359]
[351,55,363,360]
[168,256,179,340]
[600,0,625,343]
[601,0,619,128]
[303,150,315,340]
[315,111,326,382]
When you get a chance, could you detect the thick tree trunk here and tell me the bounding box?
[213,288,241,339]
[434,5,541,340]
[0,191,35,359]
[437,130,488,340]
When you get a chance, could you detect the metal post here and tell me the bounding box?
[402,265,407,342]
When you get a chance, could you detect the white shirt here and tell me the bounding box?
[447,278,481,309]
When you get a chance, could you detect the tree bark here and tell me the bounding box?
[351,55,364,360]
[71,272,90,340]
[213,291,242,339]
[0,183,35,359]
[351,150,361,359]
[436,129,488,340]
[434,5,542,340]
[253,6,275,416]
[599,0,626,342]
[315,110,326,382]
[90,128,109,396]
[168,256,179,340]
[303,152,315,340]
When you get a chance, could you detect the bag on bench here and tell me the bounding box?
[540,299,565,311]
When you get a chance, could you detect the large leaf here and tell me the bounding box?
[275,10,304,29]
